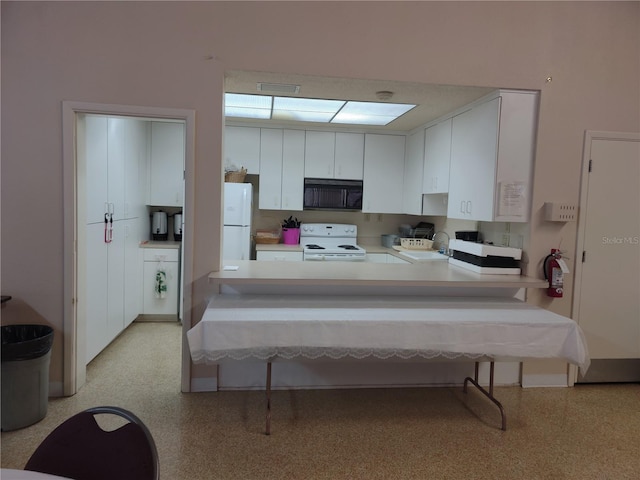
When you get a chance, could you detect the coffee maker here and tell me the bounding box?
[152,211,168,241]
[173,213,182,241]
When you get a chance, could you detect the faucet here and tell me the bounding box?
[432,231,450,255]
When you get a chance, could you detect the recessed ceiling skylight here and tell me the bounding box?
[224,93,416,126]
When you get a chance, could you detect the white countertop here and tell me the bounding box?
[213,259,546,289]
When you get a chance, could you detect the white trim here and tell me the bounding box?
[62,101,196,395]
[521,373,568,388]
[571,130,640,384]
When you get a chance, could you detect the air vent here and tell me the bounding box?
[257,82,300,94]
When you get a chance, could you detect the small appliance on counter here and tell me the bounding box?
[173,213,183,241]
[152,211,168,241]
[448,239,522,274]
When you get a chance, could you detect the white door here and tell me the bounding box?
[223,225,251,261]
[574,132,640,382]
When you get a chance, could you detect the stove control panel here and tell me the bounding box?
[301,223,357,238]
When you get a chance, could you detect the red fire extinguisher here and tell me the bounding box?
[543,249,564,298]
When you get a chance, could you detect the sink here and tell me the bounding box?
[398,250,448,261]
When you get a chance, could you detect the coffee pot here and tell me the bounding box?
[152,211,168,241]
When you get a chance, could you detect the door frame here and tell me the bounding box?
[62,101,196,395]
[570,130,640,383]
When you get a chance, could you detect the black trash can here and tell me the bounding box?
[1,324,54,431]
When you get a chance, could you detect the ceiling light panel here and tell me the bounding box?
[225,93,272,119]
[332,101,417,125]
[272,97,345,123]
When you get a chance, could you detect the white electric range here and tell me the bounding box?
[300,223,366,261]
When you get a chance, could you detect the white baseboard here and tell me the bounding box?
[49,381,63,397]
[190,377,218,392]
[522,373,568,388]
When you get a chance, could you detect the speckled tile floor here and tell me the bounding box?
[2,322,639,479]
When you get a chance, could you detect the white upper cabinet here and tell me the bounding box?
[423,118,452,194]
[447,91,537,222]
[363,134,406,213]
[149,121,185,207]
[259,128,283,210]
[259,128,304,210]
[83,116,147,224]
[305,131,364,180]
[281,130,305,210]
[334,132,364,180]
[304,131,335,178]
[402,129,425,215]
[224,126,260,174]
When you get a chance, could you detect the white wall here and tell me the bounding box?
[1,1,638,389]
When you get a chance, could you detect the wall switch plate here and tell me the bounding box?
[544,202,578,222]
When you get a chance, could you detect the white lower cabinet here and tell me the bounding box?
[256,251,303,262]
[365,253,409,264]
[142,248,180,315]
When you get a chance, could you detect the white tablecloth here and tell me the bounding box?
[188,295,590,374]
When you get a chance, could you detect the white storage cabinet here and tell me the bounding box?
[82,115,145,363]
[402,129,425,215]
[148,121,185,207]
[142,248,179,316]
[224,125,260,175]
[363,134,406,213]
[259,128,305,210]
[447,91,538,222]
[305,131,364,180]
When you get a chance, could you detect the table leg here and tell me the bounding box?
[463,361,507,431]
[265,362,272,435]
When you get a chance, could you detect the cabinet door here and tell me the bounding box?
[256,251,303,261]
[143,256,179,315]
[107,219,126,343]
[107,118,126,220]
[123,119,148,220]
[448,98,500,221]
[423,118,452,194]
[149,122,185,207]
[83,115,109,225]
[258,128,284,209]
[363,134,406,213]
[305,131,335,178]
[365,253,388,263]
[224,126,260,175]
[85,222,109,363]
[335,133,364,180]
[281,130,305,211]
[402,129,425,215]
[123,220,142,328]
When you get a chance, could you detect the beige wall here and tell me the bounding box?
[2,1,638,390]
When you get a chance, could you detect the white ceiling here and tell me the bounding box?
[225,70,495,132]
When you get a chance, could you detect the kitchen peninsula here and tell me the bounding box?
[190,261,588,432]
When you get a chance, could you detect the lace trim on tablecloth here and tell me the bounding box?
[190,347,491,363]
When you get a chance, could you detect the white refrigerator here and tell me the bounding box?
[223,182,253,261]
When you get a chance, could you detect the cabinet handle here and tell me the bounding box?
[460,200,465,214]
[466,201,472,214]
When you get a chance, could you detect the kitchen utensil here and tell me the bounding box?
[381,234,400,248]
[174,213,183,241]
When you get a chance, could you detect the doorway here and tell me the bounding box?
[573,131,640,382]
[62,102,196,396]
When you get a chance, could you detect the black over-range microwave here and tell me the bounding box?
[303,178,363,210]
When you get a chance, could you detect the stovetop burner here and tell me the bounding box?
[338,245,358,250]
[306,244,325,250]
